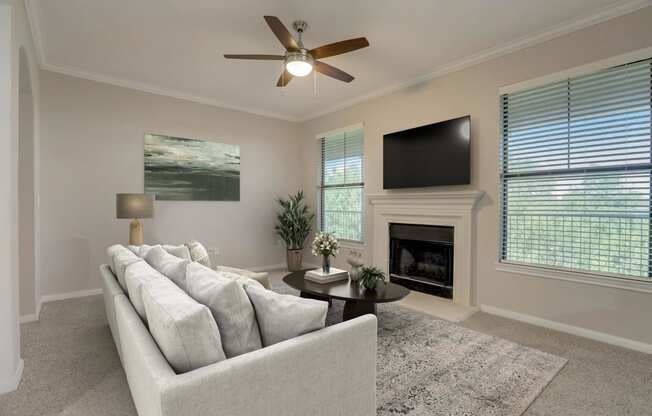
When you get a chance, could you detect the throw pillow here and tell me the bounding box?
[144,245,190,290]
[124,260,166,320]
[243,284,328,346]
[163,244,192,261]
[107,244,130,274]
[112,252,142,290]
[185,263,262,358]
[138,244,154,257]
[142,277,226,373]
[186,241,211,267]
[127,245,140,255]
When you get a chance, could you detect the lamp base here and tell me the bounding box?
[129,219,144,245]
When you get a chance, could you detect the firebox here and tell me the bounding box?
[389,223,454,299]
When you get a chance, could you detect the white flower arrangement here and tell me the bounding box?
[311,232,340,257]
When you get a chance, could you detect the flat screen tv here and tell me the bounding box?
[383,115,470,189]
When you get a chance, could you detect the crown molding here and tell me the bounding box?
[24,0,652,123]
[41,63,301,122]
[299,0,652,121]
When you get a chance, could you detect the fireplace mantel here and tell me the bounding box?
[368,191,484,208]
[367,190,484,307]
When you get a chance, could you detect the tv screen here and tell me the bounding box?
[383,115,470,189]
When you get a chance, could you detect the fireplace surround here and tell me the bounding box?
[368,191,483,307]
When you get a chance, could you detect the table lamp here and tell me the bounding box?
[116,193,154,245]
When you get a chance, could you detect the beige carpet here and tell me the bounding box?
[1,270,651,415]
[273,278,566,415]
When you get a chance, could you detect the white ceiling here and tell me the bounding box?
[27,0,650,121]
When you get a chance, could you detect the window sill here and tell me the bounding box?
[339,240,366,250]
[494,261,652,295]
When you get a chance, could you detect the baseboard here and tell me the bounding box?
[19,313,38,324]
[40,288,103,303]
[480,304,652,355]
[19,299,43,323]
[0,359,24,394]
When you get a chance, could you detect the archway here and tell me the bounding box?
[18,47,36,319]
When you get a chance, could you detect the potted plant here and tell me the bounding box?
[275,190,314,271]
[359,266,388,290]
[311,232,340,273]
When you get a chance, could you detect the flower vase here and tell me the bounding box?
[321,255,331,274]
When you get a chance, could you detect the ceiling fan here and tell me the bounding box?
[224,16,369,87]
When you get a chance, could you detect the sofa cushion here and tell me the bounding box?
[124,260,166,320]
[186,241,211,267]
[107,244,131,274]
[185,263,262,358]
[142,277,226,373]
[137,244,153,257]
[112,252,142,290]
[163,244,192,261]
[144,245,190,290]
[243,284,328,347]
[127,245,141,255]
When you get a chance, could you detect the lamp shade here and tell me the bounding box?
[116,193,154,219]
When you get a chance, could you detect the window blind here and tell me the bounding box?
[320,128,364,242]
[500,58,652,279]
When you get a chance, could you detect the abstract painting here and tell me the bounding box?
[144,133,240,201]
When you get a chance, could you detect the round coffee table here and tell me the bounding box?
[283,270,410,321]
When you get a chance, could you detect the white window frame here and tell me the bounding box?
[497,47,652,293]
[316,123,366,247]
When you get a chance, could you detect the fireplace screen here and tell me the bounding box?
[389,223,454,299]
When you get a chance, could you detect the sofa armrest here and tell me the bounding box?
[161,315,377,416]
[214,265,271,289]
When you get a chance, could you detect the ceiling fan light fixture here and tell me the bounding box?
[285,51,313,77]
[224,16,369,87]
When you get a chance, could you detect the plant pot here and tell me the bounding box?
[362,279,378,290]
[349,264,362,282]
[286,249,303,272]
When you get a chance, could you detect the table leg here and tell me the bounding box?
[300,291,332,307]
[343,301,376,321]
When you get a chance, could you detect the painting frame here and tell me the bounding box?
[144,133,240,201]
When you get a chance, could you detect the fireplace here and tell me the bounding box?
[389,223,454,299]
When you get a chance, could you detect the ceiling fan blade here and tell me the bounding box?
[315,61,354,83]
[310,37,369,60]
[264,16,299,51]
[276,69,293,87]
[224,54,285,60]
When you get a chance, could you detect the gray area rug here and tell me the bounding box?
[273,280,567,416]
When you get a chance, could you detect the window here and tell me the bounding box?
[500,58,652,279]
[319,127,364,242]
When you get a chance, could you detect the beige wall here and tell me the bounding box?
[1,0,41,393]
[31,5,652,348]
[300,7,652,345]
[18,87,35,317]
[39,70,303,295]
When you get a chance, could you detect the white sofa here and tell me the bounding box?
[100,259,377,416]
